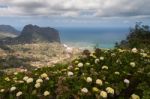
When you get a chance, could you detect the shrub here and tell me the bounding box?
[116,22,150,49]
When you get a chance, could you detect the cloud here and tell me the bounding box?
[0,4,8,8]
[0,0,150,18]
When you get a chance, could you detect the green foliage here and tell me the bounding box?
[116,23,150,49]
[0,55,32,69]
[0,48,149,99]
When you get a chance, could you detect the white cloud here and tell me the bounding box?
[0,0,150,18]
[61,12,79,17]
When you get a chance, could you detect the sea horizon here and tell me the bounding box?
[56,27,129,49]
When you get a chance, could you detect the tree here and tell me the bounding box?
[116,22,150,49]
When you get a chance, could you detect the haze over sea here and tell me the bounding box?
[57,27,129,49]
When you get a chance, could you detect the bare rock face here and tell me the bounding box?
[0,24,61,44]
[16,24,61,43]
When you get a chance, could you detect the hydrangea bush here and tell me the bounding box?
[0,48,149,99]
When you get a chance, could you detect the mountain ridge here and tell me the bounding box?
[0,25,20,39]
[0,25,20,34]
[0,24,61,44]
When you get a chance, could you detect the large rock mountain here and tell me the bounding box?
[0,25,20,39]
[0,24,61,44]
[16,24,60,43]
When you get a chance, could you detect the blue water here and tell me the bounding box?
[56,27,129,49]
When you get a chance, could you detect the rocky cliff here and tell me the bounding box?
[0,24,61,44]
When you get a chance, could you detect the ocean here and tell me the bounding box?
[56,27,129,49]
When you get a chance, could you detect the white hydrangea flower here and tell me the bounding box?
[41,73,48,78]
[132,48,138,53]
[35,83,41,88]
[116,59,122,64]
[90,52,97,58]
[105,82,109,84]
[43,91,50,96]
[140,53,147,57]
[114,71,120,75]
[130,62,136,67]
[111,53,116,57]
[82,73,85,76]
[45,77,49,80]
[92,87,99,93]
[61,69,67,72]
[67,66,73,70]
[78,63,83,67]
[75,60,79,64]
[140,49,144,52]
[14,72,18,75]
[100,91,107,98]
[118,49,124,53]
[16,91,22,97]
[75,67,79,71]
[26,78,33,84]
[95,59,100,64]
[100,57,104,60]
[24,69,27,72]
[18,80,24,84]
[85,62,90,66]
[0,89,5,93]
[104,50,108,53]
[36,79,43,83]
[81,87,88,93]
[106,87,114,95]
[96,79,103,86]
[131,94,140,99]
[13,77,18,80]
[5,77,10,81]
[23,76,29,81]
[10,86,16,92]
[86,77,92,83]
[68,71,74,76]
[102,65,108,70]
[124,79,130,84]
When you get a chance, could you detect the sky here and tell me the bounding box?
[0,0,150,29]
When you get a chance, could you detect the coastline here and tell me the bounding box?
[62,41,114,50]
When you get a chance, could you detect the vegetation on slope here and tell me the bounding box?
[116,23,150,49]
[0,48,149,99]
[0,43,80,70]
